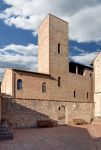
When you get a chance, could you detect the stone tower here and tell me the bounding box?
[38,14,69,78]
[93,52,101,117]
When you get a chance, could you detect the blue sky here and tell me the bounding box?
[0,0,101,80]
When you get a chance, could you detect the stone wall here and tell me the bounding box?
[67,73,93,103]
[38,15,49,74]
[2,68,93,103]
[1,96,94,128]
[94,52,101,93]
[1,69,13,96]
[94,52,101,117]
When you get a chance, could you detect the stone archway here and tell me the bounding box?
[57,106,66,125]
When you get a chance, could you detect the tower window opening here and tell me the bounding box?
[58,43,61,54]
[74,90,76,98]
[90,73,92,78]
[58,77,61,86]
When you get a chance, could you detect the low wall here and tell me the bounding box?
[1,96,94,128]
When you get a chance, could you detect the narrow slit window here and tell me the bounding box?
[90,73,92,78]
[58,77,61,86]
[74,90,76,98]
[87,92,88,99]
[58,43,61,54]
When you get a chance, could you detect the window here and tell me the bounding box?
[74,90,76,98]
[87,92,88,99]
[17,79,22,90]
[58,43,61,54]
[90,73,92,78]
[42,82,46,93]
[58,77,61,86]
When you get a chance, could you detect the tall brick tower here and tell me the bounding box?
[38,14,69,78]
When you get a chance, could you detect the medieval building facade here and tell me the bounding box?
[0,14,98,128]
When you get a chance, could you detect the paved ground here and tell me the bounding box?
[0,124,101,150]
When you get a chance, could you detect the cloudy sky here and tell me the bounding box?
[0,0,101,80]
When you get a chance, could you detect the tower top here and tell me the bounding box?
[38,13,69,74]
[38,14,69,31]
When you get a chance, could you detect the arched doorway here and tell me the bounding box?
[58,106,66,125]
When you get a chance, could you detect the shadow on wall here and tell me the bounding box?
[1,96,57,128]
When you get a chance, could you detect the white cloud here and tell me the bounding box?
[0,44,38,56]
[70,46,99,65]
[0,44,38,78]
[71,52,97,65]
[69,5,101,42]
[0,0,101,42]
[32,31,38,37]
[72,46,85,53]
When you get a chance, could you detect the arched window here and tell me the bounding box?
[42,82,46,93]
[17,79,22,90]
[58,43,61,54]
[74,90,76,98]
[58,77,61,86]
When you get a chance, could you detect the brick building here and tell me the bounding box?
[0,14,95,127]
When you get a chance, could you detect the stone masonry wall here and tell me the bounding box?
[38,15,49,74]
[94,52,101,116]
[5,69,93,103]
[1,69,13,95]
[1,96,94,128]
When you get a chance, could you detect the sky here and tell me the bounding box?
[0,0,101,80]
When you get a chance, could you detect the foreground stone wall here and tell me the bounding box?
[1,96,94,128]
